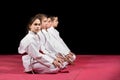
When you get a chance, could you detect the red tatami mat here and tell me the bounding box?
[0,54,120,80]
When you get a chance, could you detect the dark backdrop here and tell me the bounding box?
[0,1,119,54]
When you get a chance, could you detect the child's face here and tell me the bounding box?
[41,17,48,29]
[53,17,59,28]
[30,19,41,33]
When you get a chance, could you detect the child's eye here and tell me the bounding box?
[34,23,40,26]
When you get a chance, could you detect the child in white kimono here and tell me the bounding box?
[18,14,62,74]
[38,14,68,68]
[47,16,76,64]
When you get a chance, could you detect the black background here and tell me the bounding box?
[0,1,119,54]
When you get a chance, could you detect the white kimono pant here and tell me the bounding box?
[32,62,60,74]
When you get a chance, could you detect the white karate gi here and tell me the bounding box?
[41,29,67,56]
[38,30,67,68]
[47,27,76,62]
[18,31,59,73]
[38,31,57,59]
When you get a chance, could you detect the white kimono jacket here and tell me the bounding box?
[47,27,71,53]
[47,27,76,61]
[37,31,57,59]
[41,29,69,57]
[18,31,59,73]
